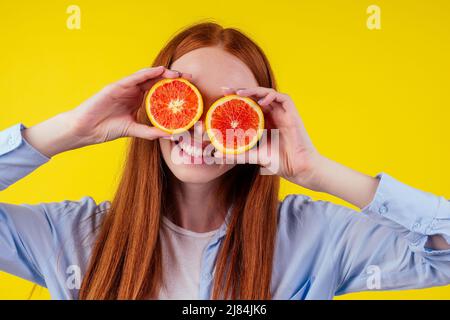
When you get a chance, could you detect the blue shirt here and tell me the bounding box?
[1,123,450,300]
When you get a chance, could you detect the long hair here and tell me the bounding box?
[79,22,280,300]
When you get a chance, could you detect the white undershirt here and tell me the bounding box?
[158,215,219,299]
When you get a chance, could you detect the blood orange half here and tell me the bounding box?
[145,78,203,134]
[205,95,264,155]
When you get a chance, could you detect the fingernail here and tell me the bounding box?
[258,99,265,105]
[170,69,182,77]
[149,66,165,73]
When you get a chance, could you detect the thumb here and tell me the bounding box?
[127,123,171,140]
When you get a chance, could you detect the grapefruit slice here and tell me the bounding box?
[205,95,264,155]
[145,78,203,134]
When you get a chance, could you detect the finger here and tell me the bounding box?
[259,92,289,114]
[272,92,291,105]
[221,86,236,96]
[257,91,277,106]
[127,123,172,140]
[273,92,298,114]
[249,130,273,165]
[236,87,275,98]
[239,88,290,113]
[219,87,272,114]
[117,66,166,88]
[220,86,253,96]
[170,69,193,79]
[138,69,193,91]
[237,87,290,108]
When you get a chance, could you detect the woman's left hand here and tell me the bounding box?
[218,87,323,191]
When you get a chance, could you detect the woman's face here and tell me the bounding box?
[159,46,259,183]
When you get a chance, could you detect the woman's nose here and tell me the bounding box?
[191,95,219,140]
[195,97,214,133]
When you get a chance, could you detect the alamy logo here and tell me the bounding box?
[66,265,82,290]
[366,265,381,290]
[367,5,381,30]
[66,5,81,30]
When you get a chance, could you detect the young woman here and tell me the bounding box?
[1,22,449,300]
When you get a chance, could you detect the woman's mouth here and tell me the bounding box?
[173,138,216,164]
[178,140,203,158]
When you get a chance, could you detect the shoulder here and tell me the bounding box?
[35,196,110,280]
[44,196,110,226]
[0,196,110,287]
[1,196,109,229]
[8,196,111,252]
[277,194,366,245]
[278,194,337,230]
[20,195,109,225]
[272,194,351,295]
[41,196,110,241]
[277,193,385,251]
[279,193,370,224]
[276,195,331,251]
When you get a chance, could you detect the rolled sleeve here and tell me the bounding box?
[361,172,450,252]
[0,123,50,190]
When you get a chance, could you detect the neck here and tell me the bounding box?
[166,176,227,233]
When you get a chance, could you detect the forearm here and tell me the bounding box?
[22,111,90,158]
[294,155,450,250]
[293,154,379,209]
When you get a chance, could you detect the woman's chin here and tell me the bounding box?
[167,162,234,184]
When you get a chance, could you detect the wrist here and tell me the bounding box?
[22,111,92,158]
[289,152,330,192]
[292,153,380,208]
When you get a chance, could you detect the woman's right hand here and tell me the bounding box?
[23,66,191,158]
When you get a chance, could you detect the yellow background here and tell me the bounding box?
[0,0,449,299]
